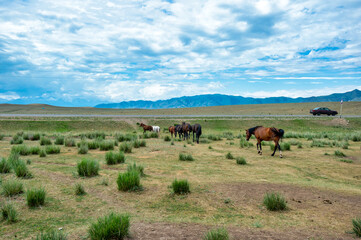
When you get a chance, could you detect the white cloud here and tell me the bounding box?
[0,92,21,101]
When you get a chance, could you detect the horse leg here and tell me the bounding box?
[271,141,278,156]
[259,141,262,155]
[193,131,195,142]
[278,143,283,158]
[197,134,199,144]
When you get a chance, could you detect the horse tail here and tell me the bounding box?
[198,125,202,136]
[271,128,284,138]
[279,129,284,138]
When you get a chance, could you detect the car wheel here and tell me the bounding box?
[327,114,330,116]
[317,113,320,116]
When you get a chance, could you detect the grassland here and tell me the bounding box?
[0,114,361,239]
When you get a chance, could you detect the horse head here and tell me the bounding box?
[245,129,251,141]
[140,123,145,127]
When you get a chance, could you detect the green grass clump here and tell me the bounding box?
[225,152,234,159]
[78,143,89,154]
[55,136,65,145]
[85,132,106,140]
[64,138,76,147]
[35,229,68,240]
[240,138,253,148]
[26,187,46,207]
[0,157,11,173]
[119,142,132,153]
[0,134,4,140]
[45,145,60,154]
[171,179,190,194]
[13,160,33,178]
[132,140,141,148]
[10,135,23,145]
[87,141,99,149]
[352,218,361,237]
[39,149,47,157]
[203,227,229,240]
[105,151,125,165]
[77,159,99,177]
[334,150,346,157]
[339,159,353,163]
[1,179,23,196]
[127,163,144,177]
[74,183,86,196]
[150,132,159,138]
[236,157,247,165]
[98,141,115,151]
[117,170,141,192]
[139,140,146,147]
[263,192,287,211]
[1,202,18,223]
[179,153,194,161]
[207,134,222,141]
[40,136,52,146]
[88,212,130,240]
[7,152,20,167]
[270,142,291,151]
[164,136,171,142]
[23,133,41,141]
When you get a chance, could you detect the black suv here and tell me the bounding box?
[310,107,338,116]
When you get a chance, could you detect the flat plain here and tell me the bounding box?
[0,103,360,239]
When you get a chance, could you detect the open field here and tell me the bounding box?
[0,116,361,239]
[1,101,361,116]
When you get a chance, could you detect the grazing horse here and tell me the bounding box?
[175,125,183,139]
[139,123,153,133]
[192,124,202,144]
[169,126,176,138]
[246,126,285,158]
[182,122,193,140]
[152,126,160,133]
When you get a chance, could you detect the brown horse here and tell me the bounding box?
[168,126,176,138]
[192,124,202,144]
[182,122,193,140]
[246,126,284,157]
[140,123,153,133]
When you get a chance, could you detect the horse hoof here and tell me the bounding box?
[280,155,283,158]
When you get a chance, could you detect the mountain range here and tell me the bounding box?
[95,89,361,109]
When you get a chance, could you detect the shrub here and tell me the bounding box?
[132,140,141,148]
[225,152,234,159]
[352,218,361,237]
[117,170,141,192]
[26,159,31,165]
[339,159,353,163]
[39,149,47,157]
[105,151,125,165]
[13,160,33,178]
[334,150,346,157]
[2,179,23,196]
[45,145,61,154]
[208,146,213,149]
[179,153,194,161]
[85,132,106,140]
[26,187,46,207]
[240,138,252,148]
[1,202,18,223]
[0,134,4,140]
[164,136,171,142]
[75,183,86,196]
[55,136,65,145]
[127,163,144,177]
[11,135,23,145]
[11,145,31,155]
[7,152,20,167]
[99,141,115,151]
[297,143,303,149]
[88,141,99,150]
[207,134,222,141]
[263,192,287,211]
[119,142,132,153]
[139,140,146,147]
[203,227,229,240]
[64,138,76,147]
[0,157,11,173]
[171,179,190,194]
[236,157,247,165]
[35,229,68,240]
[88,212,130,240]
[40,136,52,146]
[77,159,99,177]
[78,143,89,154]
[116,133,137,142]
[30,146,41,155]
[150,132,159,138]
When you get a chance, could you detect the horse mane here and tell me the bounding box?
[248,126,262,134]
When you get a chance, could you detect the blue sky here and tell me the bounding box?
[0,0,360,107]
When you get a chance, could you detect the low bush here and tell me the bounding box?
[117,170,141,192]
[10,135,23,145]
[55,136,65,145]
[105,151,125,165]
[98,141,115,151]
[1,179,23,196]
[179,153,194,161]
[26,187,46,207]
[39,149,47,157]
[132,140,141,148]
[40,136,52,146]
[270,142,291,151]
[0,157,11,173]
[13,160,33,178]
[207,134,222,141]
[236,157,247,165]
[78,143,89,154]
[240,138,253,148]
[352,218,361,237]
[88,141,99,150]
[339,159,353,163]
[164,136,171,142]
[35,229,68,240]
[88,212,130,240]
[64,138,76,147]
[203,227,229,240]
[77,159,99,177]
[1,202,18,223]
[263,192,287,211]
[119,142,132,153]
[127,163,144,177]
[7,152,20,167]
[0,134,4,140]
[334,150,346,157]
[139,140,146,147]
[74,183,86,196]
[45,145,61,154]
[225,152,234,159]
[171,179,190,194]
[116,133,137,142]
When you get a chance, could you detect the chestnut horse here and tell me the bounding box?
[169,126,176,138]
[192,124,202,144]
[139,123,153,133]
[182,122,193,140]
[246,126,284,157]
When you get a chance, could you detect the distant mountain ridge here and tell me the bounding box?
[95,89,361,109]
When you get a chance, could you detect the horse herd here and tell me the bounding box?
[139,122,285,158]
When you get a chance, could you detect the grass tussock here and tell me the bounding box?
[236,157,247,165]
[11,135,23,145]
[39,149,47,157]
[45,145,61,154]
[171,179,190,194]
[74,183,86,196]
[35,229,68,240]
[54,136,65,145]
[0,157,12,173]
[40,136,52,146]
[225,152,234,159]
[13,160,33,178]
[78,143,89,154]
[179,153,194,161]
[119,142,132,153]
[263,192,287,211]
[117,170,141,192]
[105,151,125,165]
[88,212,130,240]
[127,163,145,177]
[334,150,346,157]
[98,141,115,151]
[164,135,171,142]
[77,159,99,177]
[352,218,361,237]
[26,187,46,207]
[1,179,23,196]
[1,202,18,223]
[64,138,76,147]
[203,227,229,240]
[270,142,291,151]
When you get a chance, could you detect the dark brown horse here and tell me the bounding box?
[168,126,176,138]
[139,123,153,133]
[246,126,284,157]
[175,125,183,139]
[192,124,202,144]
[182,122,193,140]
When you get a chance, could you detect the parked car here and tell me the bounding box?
[310,107,338,116]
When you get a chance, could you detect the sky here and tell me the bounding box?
[0,0,361,107]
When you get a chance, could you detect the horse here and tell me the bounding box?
[192,124,202,144]
[246,126,285,158]
[175,125,183,139]
[169,126,176,138]
[152,126,160,133]
[139,123,153,133]
[182,122,193,140]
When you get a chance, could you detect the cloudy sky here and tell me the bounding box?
[1,0,361,106]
